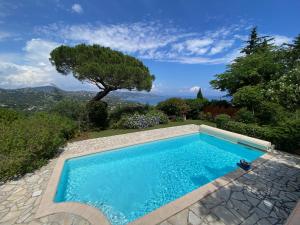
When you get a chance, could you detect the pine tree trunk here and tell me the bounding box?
[92,89,111,101]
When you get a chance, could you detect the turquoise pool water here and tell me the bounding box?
[55,133,264,225]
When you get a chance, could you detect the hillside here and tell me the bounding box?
[0,86,165,111]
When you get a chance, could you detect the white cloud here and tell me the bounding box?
[179,86,202,94]
[233,34,248,41]
[36,22,246,64]
[189,86,200,92]
[0,62,53,87]
[71,3,83,14]
[0,39,60,88]
[0,38,99,90]
[23,38,59,65]
[209,40,234,55]
[173,38,214,55]
[272,35,292,46]
[57,22,182,53]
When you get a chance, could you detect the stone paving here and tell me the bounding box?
[0,156,91,225]
[0,127,299,225]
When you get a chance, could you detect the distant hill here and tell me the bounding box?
[0,86,165,111]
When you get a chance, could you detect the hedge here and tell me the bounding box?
[218,120,300,153]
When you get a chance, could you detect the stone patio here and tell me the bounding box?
[0,126,299,225]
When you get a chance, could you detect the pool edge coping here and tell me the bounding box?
[35,124,273,225]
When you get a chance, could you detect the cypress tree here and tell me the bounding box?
[197,88,203,99]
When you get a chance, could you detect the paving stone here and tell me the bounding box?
[204,214,225,225]
[28,221,42,225]
[226,207,245,222]
[26,175,40,183]
[267,217,279,224]
[245,194,260,207]
[240,213,260,225]
[189,202,210,219]
[231,199,251,218]
[0,210,21,223]
[231,191,246,201]
[211,205,242,225]
[258,200,273,214]
[160,221,173,225]
[188,210,202,225]
[257,218,273,225]
[202,195,223,209]
[16,212,32,223]
[0,185,16,192]
[0,205,6,211]
[167,209,189,225]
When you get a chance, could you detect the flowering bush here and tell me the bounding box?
[147,110,169,124]
[116,111,168,129]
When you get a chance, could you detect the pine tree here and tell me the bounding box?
[241,27,273,55]
[241,27,261,55]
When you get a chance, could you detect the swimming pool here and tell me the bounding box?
[55,132,264,225]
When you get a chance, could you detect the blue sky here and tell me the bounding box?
[0,0,299,97]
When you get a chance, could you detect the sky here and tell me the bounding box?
[0,0,299,97]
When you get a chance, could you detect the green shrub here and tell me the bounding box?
[0,113,77,181]
[235,108,256,123]
[33,112,78,140]
[185,98,208,119]
[50,99,88,130]
[0,108,23,124]
[255,102,287,125]
[157,98,189,118]
[86,101,108,128]
[217,119,300,153]
[215,114,231,127]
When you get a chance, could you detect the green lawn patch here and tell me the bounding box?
[73,120,215,141]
